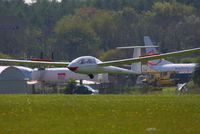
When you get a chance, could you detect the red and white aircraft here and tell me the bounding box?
[0,47,199,79]
[144,36,197,73]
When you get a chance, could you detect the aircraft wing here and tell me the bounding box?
[98,47,200,66]
[0,58,69,66]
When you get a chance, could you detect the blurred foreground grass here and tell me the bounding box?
[0,94,200,134]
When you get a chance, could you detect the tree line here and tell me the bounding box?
[0,0,199,62]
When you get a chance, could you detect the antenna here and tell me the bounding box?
[40,52,44,59]
[51,52,54,60]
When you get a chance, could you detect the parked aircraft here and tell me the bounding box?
[0,47,199,78]
[144,36,197,73]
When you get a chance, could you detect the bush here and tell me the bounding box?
[64,79,77,94]
[192,63,200,87]
[186,81,200,94]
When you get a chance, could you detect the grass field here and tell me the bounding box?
[0,94,200,134]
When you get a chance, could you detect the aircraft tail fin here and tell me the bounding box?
[117,46,143,74]
[131,48,142,74]
[144,36,159,54]
[144,36,172,67]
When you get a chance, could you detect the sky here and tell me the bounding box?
[24,0,34,4]
[24,0,62,4]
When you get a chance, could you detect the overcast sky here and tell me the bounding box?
[24,0,62,4]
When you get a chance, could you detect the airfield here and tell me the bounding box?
[1,93,200,134]
[0,1,200,133]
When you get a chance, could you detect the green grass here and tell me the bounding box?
[0,95,200,134]
[162,86,176,94]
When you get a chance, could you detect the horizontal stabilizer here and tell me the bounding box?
[117,46,158,49]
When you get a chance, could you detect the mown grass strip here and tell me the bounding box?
[0,95,200,134]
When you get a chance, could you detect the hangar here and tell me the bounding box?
[0,66,33,94]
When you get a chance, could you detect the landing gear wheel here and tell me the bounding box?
[88,74,94,79]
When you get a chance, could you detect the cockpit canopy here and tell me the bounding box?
[79,58,96,64]
[70,56,102,66]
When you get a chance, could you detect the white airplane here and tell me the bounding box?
[144,36,197,73]
[31,67,108,84]
[0,65,108,84]
[0,47,199,78]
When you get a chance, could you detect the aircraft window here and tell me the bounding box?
[87,59,92,63]
[87,59,96,64]
[78,58,95,64]
[79,59,85,64]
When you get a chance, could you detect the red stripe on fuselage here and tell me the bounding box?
[139,53,160,58]
[57,73,66,76]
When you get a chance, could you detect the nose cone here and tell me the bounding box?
[68,62,79,71]
[68,67,78,71]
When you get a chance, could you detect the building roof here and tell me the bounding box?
[0,66,33,80]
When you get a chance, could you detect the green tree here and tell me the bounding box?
[64,79,77,94]
[193,62,200,87]
[139,1,196,53]
[0,0,200,63]
[0,53,11,59]
[54,16,100,60]
[24,27,44,58]
[90,7,141,51]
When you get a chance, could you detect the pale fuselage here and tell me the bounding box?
[74,65,136,74]
[150,63,196,73]
[67,56,137,75]
[31,68,109,83]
